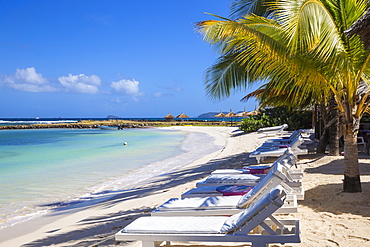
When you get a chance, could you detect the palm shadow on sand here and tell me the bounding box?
[299,153,370,218]
[22,150,256,247]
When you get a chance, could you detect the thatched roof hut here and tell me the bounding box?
[214,110,226,118]
[225,109,237,126]
[247,110,261,116]
[345,8,370,49]
[225,110,237,118]
[164,113,174,121]
[176,113,189,118]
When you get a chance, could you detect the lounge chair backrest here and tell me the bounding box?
[274,148,295,164]
[257,124,288,133]
[289,135,303,149]
[220,186,286,233]
[243,148,294,171]
[264,130,298,142]
[284,130,302,142]
[279,153,297,171]
[237,163,286,208]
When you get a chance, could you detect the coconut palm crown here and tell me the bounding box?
[197,0,370,192]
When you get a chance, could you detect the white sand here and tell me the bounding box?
[0,126,369,247]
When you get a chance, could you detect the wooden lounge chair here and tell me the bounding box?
[258,135,304,149]
[182,183,305,201]
[151,169,298,216]
[181,160,305,200]
[257,124,288,136]
[357,136,367,153]
[249,136,308,163]
[196,157,302,188]
[211,149,302,176]
[263,130,301,144]
[255,134,303,150]
[115,187,300,247]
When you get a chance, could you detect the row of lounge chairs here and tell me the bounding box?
[250,129,309,163]
[115,128,305,247]
[181,149,304,200]
[116,187,299,247]
[257,124,288,136]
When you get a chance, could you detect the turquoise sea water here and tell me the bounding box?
[0,128,221,229]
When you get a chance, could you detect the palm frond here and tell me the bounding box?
[230,0,277,19]
[199,0,370,120]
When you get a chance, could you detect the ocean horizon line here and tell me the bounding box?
[0,116,244,126]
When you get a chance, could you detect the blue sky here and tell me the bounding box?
[0,0,259,118]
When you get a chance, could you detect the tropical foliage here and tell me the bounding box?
[240,107,312,132]
[197,0,370,192]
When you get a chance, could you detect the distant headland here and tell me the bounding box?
[0,119,228,130]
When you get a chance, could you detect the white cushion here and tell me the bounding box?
[204,174,264,184]
[221,187,284,233]
[158,196,241,211]
[237,163,285,207]
[123,216,226,234]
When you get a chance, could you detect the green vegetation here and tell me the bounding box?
[198,0,370,192]
[240,107,312,133]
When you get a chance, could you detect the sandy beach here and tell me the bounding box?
[1,126,369,247]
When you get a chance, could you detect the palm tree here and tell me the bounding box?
[230,0,340,156]
[197,0,370,192]
[229,0,277,18]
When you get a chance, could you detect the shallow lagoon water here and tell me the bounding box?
[0,128,222,229]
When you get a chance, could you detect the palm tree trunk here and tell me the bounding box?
[343,122,362,192]
[316,100,340,155]
[328,96,339,156]
[317,127,329,153]
[317,104,329,154]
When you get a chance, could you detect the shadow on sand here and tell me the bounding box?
[298,153,370,218]
[21,149,370,246]
[300,181,370,217]
[301,153,370,176]
[22,151,256,247]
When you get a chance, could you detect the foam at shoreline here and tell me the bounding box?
[0,126,238,246]
[0,128,222,231]
[87,131,222,193]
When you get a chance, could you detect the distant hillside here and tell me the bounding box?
[198,112,227,118]
[198,111,246,118]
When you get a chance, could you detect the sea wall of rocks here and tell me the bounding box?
[0,123,152,130]
[0,120,228,130]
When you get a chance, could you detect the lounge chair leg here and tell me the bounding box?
[250,242,268,247]
[142,241,155,247]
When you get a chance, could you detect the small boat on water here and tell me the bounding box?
[99,125,118,130]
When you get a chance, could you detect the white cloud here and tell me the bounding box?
[0,68,146,97]
[155,84,183,94]
[111,98,122,103]
[170,85,183,92]
[111,79,141,95]
[58,74,101,94]
[154,92,162,97]
[12,67,47,84]
[2,67,58,92]
[8,83,58,93]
